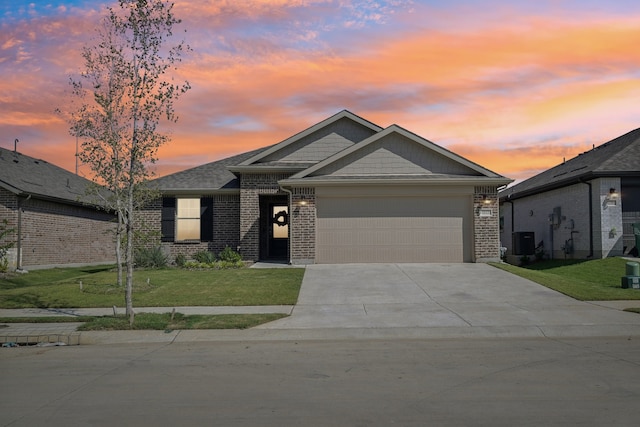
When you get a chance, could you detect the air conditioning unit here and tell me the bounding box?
[512,232,535,255]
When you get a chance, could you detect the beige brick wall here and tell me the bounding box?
[0,191,117,269]
[0,188,19,270]
[290,188,315,264]
[239,173,291,260]
[136,194,241,263]
[474,186,501,262]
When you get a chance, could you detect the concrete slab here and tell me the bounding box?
[256,263,640,337]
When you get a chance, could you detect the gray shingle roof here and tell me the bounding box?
[0,147,104,205]
[151,145,272,193]
[500,128,640,200]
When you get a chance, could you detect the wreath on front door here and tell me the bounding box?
[273,210,288,227]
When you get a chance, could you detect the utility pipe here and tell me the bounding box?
[580,179,594,258]
[16,194,31,270]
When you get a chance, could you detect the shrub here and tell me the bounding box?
[217,260,244,269]
[0,219,16,273]
[193,250,216,264]
[135,246,168,268]
[218,246,242,263]
[174,253,186,267]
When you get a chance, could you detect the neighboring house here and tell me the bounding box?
[499,128,640,261]
[139,110,512,264]
[0,147,116,270]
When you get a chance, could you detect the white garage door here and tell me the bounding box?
[316,194,472,263]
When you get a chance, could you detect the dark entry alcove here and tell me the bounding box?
[259,195,289,260]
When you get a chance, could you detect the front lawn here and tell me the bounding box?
[0,265,305,308]
[491,257,640,301]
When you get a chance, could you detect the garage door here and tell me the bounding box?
[316,194,472,263]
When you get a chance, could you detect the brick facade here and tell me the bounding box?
[290,187,315,264]
[0,188,19,270]
[239,173,292,261]
[0,187,117,270]
[137,182,503,265]
[136,194,241,262]
[474,186,501,262]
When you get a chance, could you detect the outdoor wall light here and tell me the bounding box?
[609,188,619,198]
[482,194,491,204]
[299,195,308,206]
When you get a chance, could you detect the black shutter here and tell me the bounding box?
[200,197,214,242]
[161,197,176,242]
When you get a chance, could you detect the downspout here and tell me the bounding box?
[281,186,293,265]
[549,216,554,260]
[16,194,31,270]
[501,197,514,256]
[580,179,594,258]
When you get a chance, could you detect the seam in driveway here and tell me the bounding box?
[396,264,473,327]
[394,264,433,299]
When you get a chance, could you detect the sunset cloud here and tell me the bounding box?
[1,0,639,183]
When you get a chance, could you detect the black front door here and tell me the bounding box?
[259,196,289,260]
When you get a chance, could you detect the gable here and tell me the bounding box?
[237,110,382,168]
[283,125,509,186]
[309,132,482,177]
[260,117,378,164]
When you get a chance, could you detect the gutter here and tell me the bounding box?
[160,188,240,196]
[501,171,635,202]
[280,177,513,187]
[228,165,307,174]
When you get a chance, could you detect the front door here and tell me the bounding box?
[259,196,289,260]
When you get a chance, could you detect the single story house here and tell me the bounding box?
[140,110,512,264]
[499,128,640,261]
[0,146,116,270]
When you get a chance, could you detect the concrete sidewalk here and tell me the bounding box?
[0,306,294,346]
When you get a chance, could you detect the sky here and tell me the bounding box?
[1,0,640,184]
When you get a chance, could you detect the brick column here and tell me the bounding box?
[290,188,315,264]
[474,186,500,262]
[239,173,291,261]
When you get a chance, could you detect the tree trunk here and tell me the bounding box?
[125,187,135,326]
[115,210,123,288]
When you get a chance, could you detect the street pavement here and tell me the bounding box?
[2,263,640,345]
[2,337,640,426]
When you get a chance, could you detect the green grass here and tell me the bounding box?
[0,266,304,308]
[0,313,288,330]
[491,257,640,301]
[77,312,288,331]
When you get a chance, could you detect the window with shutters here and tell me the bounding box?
[161,197,214,242]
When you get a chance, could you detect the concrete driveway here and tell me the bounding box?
[257,263,640,338]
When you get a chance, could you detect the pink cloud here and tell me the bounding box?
[0,1,639,182]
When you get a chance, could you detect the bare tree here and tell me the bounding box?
[67,0,190,325]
